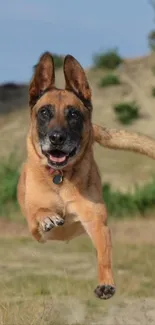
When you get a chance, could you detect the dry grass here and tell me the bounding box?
[1,54,155,324]
[0,219,154,324]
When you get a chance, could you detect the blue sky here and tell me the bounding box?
[0,0,154,82]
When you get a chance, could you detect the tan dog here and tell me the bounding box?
[17,52,155,300]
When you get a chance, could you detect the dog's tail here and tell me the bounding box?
[93,124,155,160]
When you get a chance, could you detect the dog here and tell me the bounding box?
[17,52,155,300]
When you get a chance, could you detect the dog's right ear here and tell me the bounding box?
[29,52,55,108]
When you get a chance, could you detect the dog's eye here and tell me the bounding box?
[39,106,53,120]
[69,109,80,120]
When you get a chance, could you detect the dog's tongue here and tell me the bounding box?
[49,154,66,163]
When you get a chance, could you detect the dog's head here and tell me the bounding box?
[29,52,93,170]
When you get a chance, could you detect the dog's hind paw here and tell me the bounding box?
[94,285,115,300]
[40,215,64,232]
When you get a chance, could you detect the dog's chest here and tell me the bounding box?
[58,184,81,224]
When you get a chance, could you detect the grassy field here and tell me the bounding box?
[0,219,155,324]
[1,53,155,324]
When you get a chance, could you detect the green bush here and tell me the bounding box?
[148,30,155,51]
[93,49,122,70]
[33,53,64,71]
[1,155,155,221]
[0,155,19,215]
[99,74,121,88]
[103,179,155,218]
[152,86,155,97]
[52,54,64,69]
[152,65,155,75]
[113,102,140,125]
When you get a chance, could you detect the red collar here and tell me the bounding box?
[48,167,55,175]
[46,166,64,184]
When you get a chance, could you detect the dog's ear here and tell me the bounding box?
[29,52,55,108]
[64,55,92,110]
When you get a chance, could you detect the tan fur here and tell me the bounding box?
[93,124,155,159]
[17,52,155,299]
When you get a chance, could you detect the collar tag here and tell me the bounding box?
[47,167,63,185]
[53,174,63,184]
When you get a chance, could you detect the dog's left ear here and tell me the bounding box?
[29,52,55,108]
[64,55,92,110]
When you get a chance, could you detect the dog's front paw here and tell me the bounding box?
[40,215,64,232]
[94,284,115,300]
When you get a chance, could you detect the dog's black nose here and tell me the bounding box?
[49,129,67,145]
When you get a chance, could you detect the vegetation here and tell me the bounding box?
[152,65,155,75]
[148,1,155,51]
[52,53,64,69]
[99,74,121,88]
[34,53,64,71]
[93,49,122,70]
[113,101,140,125]
[0,157,155,324]
[152,86,155,97]
[103,181,155,218]
[1,156,155,220]
[148,30,155,51]
[0,227,155,324]
[0,155,20,218]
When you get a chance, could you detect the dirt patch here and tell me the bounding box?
[110,218,155,244]
[103,298,155,325]
[1,218,155,245]
[0,219,28,237]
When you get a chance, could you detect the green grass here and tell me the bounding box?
[113,101,140,125]
[2,157,155,220]
[0,154,20,217]
[0,234,154,324]
[0,158,155,323]
[103,181,155,218]
[93,49,122,70]
[152,86,155,97]
[98,74,121,88]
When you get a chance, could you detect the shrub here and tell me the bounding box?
[113,102,140,125]
[103,179,155,218]
[152,86,155,97]
[99,74,121,88]
[52,54,64,69]
[2,155,155,221]
[33,53,64,71]
[0,155,19,215]
[148,30,155,51]
[93,49,122,70]
[152,65,155,75]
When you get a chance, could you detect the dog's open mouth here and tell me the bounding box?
[48,147,77,167]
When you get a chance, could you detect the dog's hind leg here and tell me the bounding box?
[82,214,115,299]
[68,200,115,299]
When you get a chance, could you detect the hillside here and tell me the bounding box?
[1,53,155,191]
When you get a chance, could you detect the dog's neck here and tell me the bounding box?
[46,166,64,185]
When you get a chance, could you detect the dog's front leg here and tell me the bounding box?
[28,208,65,242]
[69,201,115,299]
[25,191,65,242]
